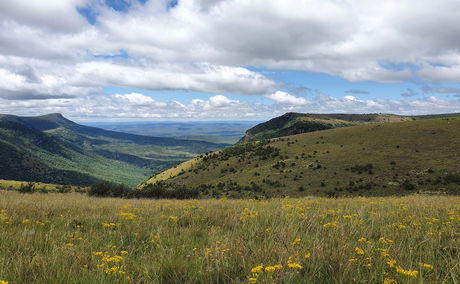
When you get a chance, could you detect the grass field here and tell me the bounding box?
[1,191,458,283]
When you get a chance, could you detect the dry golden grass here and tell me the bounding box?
[0,179,87,192]
[145,157,203,185]
[0,191,459,283]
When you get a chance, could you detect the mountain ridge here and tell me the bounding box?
[240,112,460,142]
[0,113,227,186]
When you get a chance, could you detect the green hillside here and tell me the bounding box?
[0,114,227,186]
[240,112,460,142]
[142,117,460,197]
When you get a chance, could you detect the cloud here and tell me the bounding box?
[1,93,459,121]
[1,0,460,89]
[400,88,418,97]
[0,0,89,33]
[422,86,460,94]
[346,89,369,95]
[0,57,276,100]
[265,91,308,105]
[1,0,460,119]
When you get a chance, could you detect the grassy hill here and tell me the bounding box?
[240,112,460,142]
[142,117,460,197]
[0,114,227,186]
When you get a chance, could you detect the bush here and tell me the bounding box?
[402,180,416,191]
[18,182,36,194]
[88,181,130,197]
[132,182,200,199]
[57,185,71,193]
[444,173,460,185]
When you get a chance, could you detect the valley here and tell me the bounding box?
[0,114,227,187]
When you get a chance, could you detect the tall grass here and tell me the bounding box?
[0,191,458,283]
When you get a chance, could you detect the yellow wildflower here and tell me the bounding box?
[240,208,259,221]
[102,222,118,228]
[118,212,137,220]
[322,222,338,228]
[379,237,394,244]
[0,280,9,284]
[93,251,103,256]
[355,247,365,255]
[383,277,397,284]
[102,255,123,263]
[120,250,128,255]
[387,259,397,268]
[251,265,264,274]
[418,262,433,269]
[396,266,418,277]
[288,263,303,269]
[65,243,75,247]
[357,237,367,242]
[248,277,257,283]
[304,252,311,259]
[151,234,161,248]
[264,265,282,272]
[291,237,301,246]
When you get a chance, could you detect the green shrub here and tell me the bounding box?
[18,182,36,194]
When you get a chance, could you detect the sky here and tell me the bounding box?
[1,0,460,121]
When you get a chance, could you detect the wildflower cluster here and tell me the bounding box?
[322,222,338,228]
[93,246,128,276]
[117,203,139,220]
[102,222,118,228]
[395,266,419,277]
[205,241,232,263]
[247,264,283,283]
[150,234,161,248]
[65,230,85,247]
[0,210,11,224]
[239,208,259,221]
[287,256,303,269]
[349,238,373,267]
[281,202,312,218]
[118,212,137,220]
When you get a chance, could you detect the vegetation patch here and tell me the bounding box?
[0,191,458,283]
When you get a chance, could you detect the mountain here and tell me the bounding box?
[240,112,460,142]
[0,114,227,186]
[141,116,460,197]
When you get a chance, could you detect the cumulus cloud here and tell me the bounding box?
[1,93,458,121]
[1,0,460,118]
[265,91,308,105]
[2,1,460,87]
[0,56,276,100]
